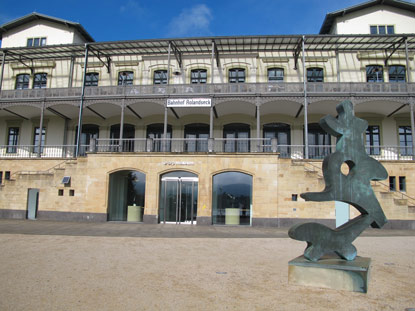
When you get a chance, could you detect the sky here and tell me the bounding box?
[0,0,414,42]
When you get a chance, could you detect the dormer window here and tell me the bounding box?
[27,37,46,47]
[370,25,394,35]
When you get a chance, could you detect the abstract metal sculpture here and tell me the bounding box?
[289,100,388,261]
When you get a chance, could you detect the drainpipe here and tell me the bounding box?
[302,36,309,159]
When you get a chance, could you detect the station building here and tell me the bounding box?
[0,0,415,228]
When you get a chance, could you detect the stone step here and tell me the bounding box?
[393,198,408,206]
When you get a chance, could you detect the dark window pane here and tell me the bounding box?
[399,126,412,156]
[389,65,406,83]
[15,74,30,89]
[40,37,46,46]
[33,127,46,154]
[378,26,386,34]
[366,125,380,155]
[7,127,19,153]
[268,68,284,82]
[387,25,395,34]
[33,73,47,89]
[366,65,383,82]
[191,69,207,84]
[307,68,324,82]
[85,73,99,86]
[212,172,253,225]
[370,26,378,34]
[27,38,33,47]
[33,38,40,46]
[118,71,134,86]
[223,123,250,152]
[229,68,245,83]
[154,70,167,84]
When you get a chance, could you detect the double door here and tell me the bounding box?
[160,176,198,224]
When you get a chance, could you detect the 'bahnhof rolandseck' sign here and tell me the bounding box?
[167,98,211,108]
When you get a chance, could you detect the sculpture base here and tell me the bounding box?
[288,255,371,293]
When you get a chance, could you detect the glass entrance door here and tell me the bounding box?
[160,174,198,224]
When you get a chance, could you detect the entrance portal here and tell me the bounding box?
[159,171,198,224]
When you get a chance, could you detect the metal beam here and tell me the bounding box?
[293,37,303,70]
[47,107,71,120]
[127,105,142,119]
[405,38,411,83]
[213,106,218,119]
[0,51,6,92]
[88,47,111,73]
[213,40,220,68]
[295,105,303,118]
[387,104,406,117]
[302,35,309,159]
[384,37,406,66]
[86,106,106,120]
[1,108,29,120]
[170,107,179,119]
[169,41,182,68]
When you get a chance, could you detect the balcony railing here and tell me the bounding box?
[1,140,413,161]
[1,82,414,100]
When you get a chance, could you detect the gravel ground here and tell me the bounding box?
[0,234,414,310]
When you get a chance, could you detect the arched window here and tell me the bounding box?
[307,68,324,82]
[229,68,245,83]
[184,123,209,152]
[306,123,331,159]
[223,123,250,152]
[366,65,383,82]
[110,124,135,152]
[212,171,253,225]
[33,73,47,89]
[118,71,134,85]
[268,68,284,82]
[191,69,207,84]
[147,123,172,152]
[75,124,99,156]
[85,72,99,86]
[389,65,406,83]
[154,70,167,84]
[108,170,146,221]
[263,123,291,156]
[15,74,30,89]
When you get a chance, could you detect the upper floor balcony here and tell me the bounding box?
[1,82,414,101]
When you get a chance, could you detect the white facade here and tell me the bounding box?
[331,4,415,34]
[1,19,89,48]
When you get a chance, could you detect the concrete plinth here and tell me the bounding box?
[288,255,371,293]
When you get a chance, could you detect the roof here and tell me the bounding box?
[1,34,414,63]
[319,0,415,34]
[0,12,94,42]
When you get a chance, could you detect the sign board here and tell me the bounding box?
[167,98,211,108]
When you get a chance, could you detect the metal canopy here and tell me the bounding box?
[1,34,415,62]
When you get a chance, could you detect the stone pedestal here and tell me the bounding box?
[225,208,240,225]
[288,255,371,293]
[127,205,142,222]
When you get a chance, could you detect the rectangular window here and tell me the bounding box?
[399,176,406,192]
[154,70,167,84]
[5,171,10,180]
[369,25,394,34]
[33,73,47,89]
[33,127,46,154]
[307,68,324,82]
[268,68,284,82]
[389,65,406,83]
[85,73,99,86]
[118,71,134,86]
[15,74,30,89]
[229,68,245,83]
[399,126,412,156]
[191,69,207,84]
[7,127,19,153]
[389,176,396,191]
[27,37,46,47]
[366,65,383,82]
[366,125,380,155]
[0,172,2,184]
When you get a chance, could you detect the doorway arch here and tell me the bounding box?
[108,170,146,221]
[159,171,198,224]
